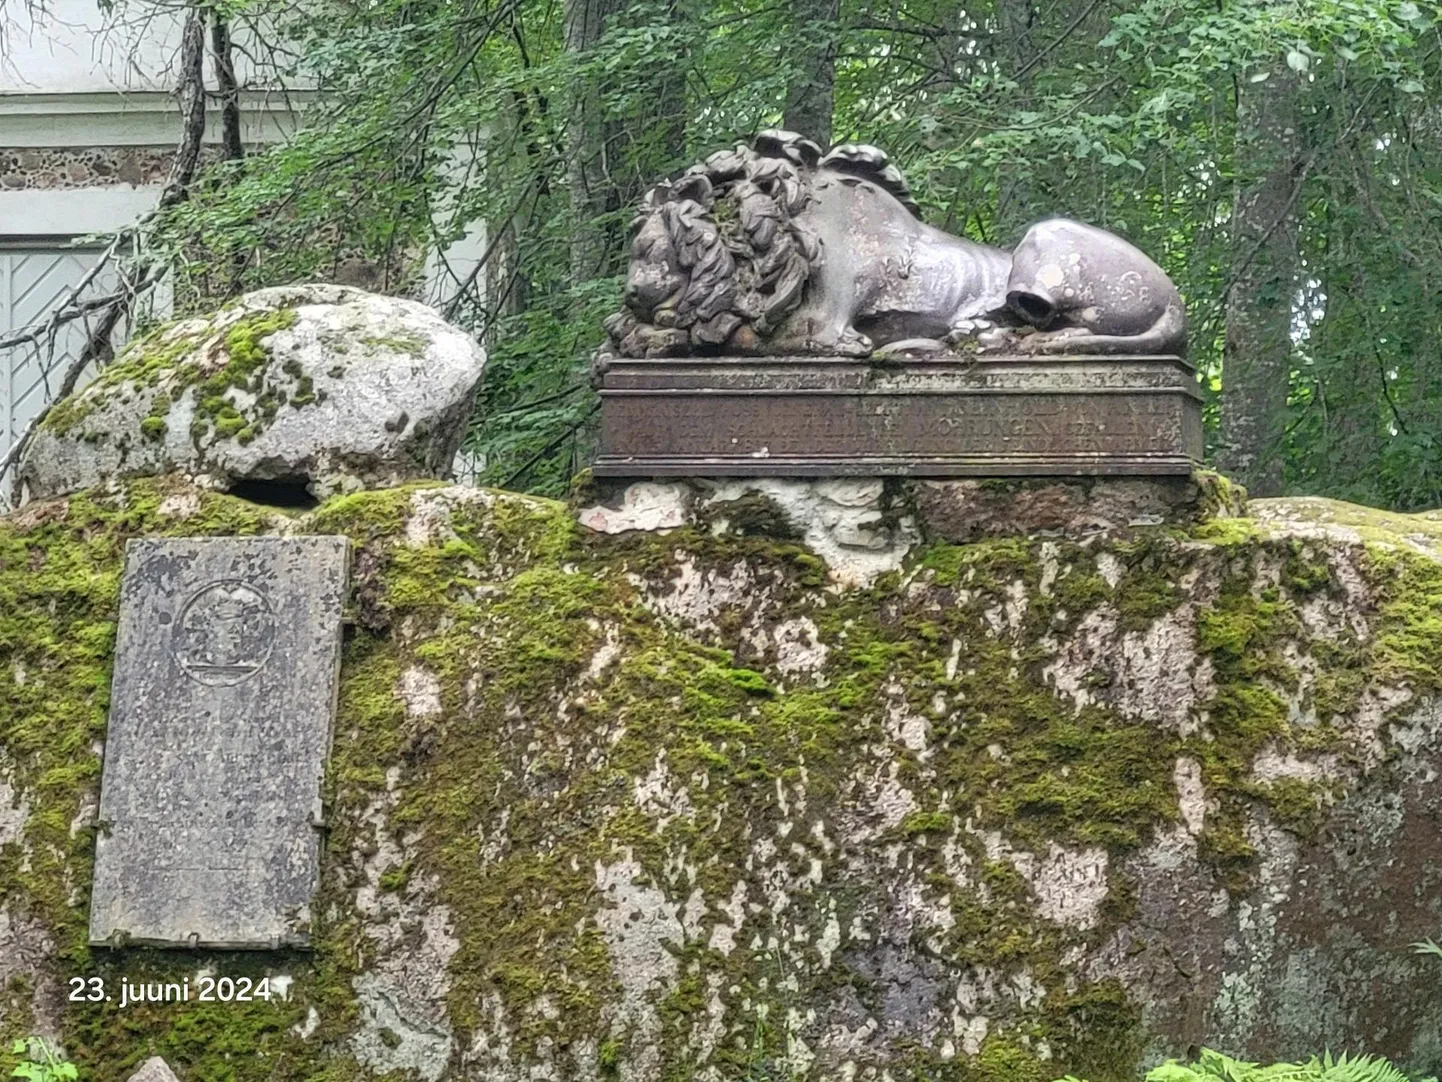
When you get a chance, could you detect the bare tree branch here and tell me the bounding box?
[2,3,209,502]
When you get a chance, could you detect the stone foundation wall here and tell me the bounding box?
[0,147,176,190]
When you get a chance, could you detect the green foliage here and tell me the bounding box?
[1056,1046,1430,1082]
[114,0,1442,505]
[1412,937,1442,961]
[10,1039,77,1082]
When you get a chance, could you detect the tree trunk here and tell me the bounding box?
[993,0,1037,234]
[564,0,623,284]
[210,12,246,292]
[994,0,1036,78]
[782,0,840,147]
[485,210,527,341]
[1217,70,1305,497]
[210,14,244,162]
[645,1,688,176]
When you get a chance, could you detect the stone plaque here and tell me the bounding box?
[89,536,350,950]
[593,355,1204,477]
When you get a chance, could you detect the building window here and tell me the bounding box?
[0,241,119,497]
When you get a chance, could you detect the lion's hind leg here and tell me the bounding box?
[767,301,874,357]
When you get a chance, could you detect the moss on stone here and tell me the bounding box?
[1363,543,1442,692]
[1109,538,1186,631]
[189,309,302,444]
[3,481,1441,1081]
[1250,777,1335,835]
[359,333,427,357]
[1281,539,1331,596]
[1192,469,1248,520]
[900,810,952,836]
[221,310,297,378]
[698,493,802,540]
[0,479,362,1082]
[211,408,247,439]
[38,309,304,448]
[40,323,208,437]
[289,376,317,408]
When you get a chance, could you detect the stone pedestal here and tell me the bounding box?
[574,471,1244,586]
[593,354,1203,477]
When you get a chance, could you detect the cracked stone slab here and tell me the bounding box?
[89,536,349,949]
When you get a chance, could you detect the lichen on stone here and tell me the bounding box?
[3,481,1442,1081]
[42,309,301,447]
[21,286,487,503]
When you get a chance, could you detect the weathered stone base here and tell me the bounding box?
[575,472,1246,582]
[577,477,920,587]
[912,471,1247,541]
[594,354,1205,477]
[7,478,1442,1080]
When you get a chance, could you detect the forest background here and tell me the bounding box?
[9,0,1442,507]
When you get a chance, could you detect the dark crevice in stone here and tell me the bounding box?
[227,477,319,509]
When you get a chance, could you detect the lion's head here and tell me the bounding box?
[603,132,824,359]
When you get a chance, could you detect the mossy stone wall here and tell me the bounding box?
[2,480,1442,1082]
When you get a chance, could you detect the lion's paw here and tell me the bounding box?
[835,329,874,357]
[975,327,1026,353]
[946,318,996,342]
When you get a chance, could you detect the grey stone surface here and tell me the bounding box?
[912,475,1232,539]
[9,483,1442,1074]
[125,1058,181,1082]
[350,974,454,1082]
[578,477,919,587]
[89,536,349,949]
[21,284,486,502]
[576,472,1233,581]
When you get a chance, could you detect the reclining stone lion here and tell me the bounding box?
[602,130,1186,361]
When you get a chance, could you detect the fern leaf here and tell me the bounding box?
[1412,938,1442,960]
[1147,1065,1210,1082]
[1196,1049,1262,1082]
[1317,1050,1411,1082]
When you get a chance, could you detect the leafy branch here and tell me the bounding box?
[10,1038,78,1082]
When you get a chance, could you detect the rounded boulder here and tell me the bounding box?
[19,284,486,501]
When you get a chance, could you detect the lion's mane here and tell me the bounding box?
[605,131,825,358]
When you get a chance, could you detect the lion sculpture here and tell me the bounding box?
[602,130,1186,362]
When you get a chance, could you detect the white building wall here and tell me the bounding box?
[0,0,304,500]
[0,1,489,500]
[0,0,283,94]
